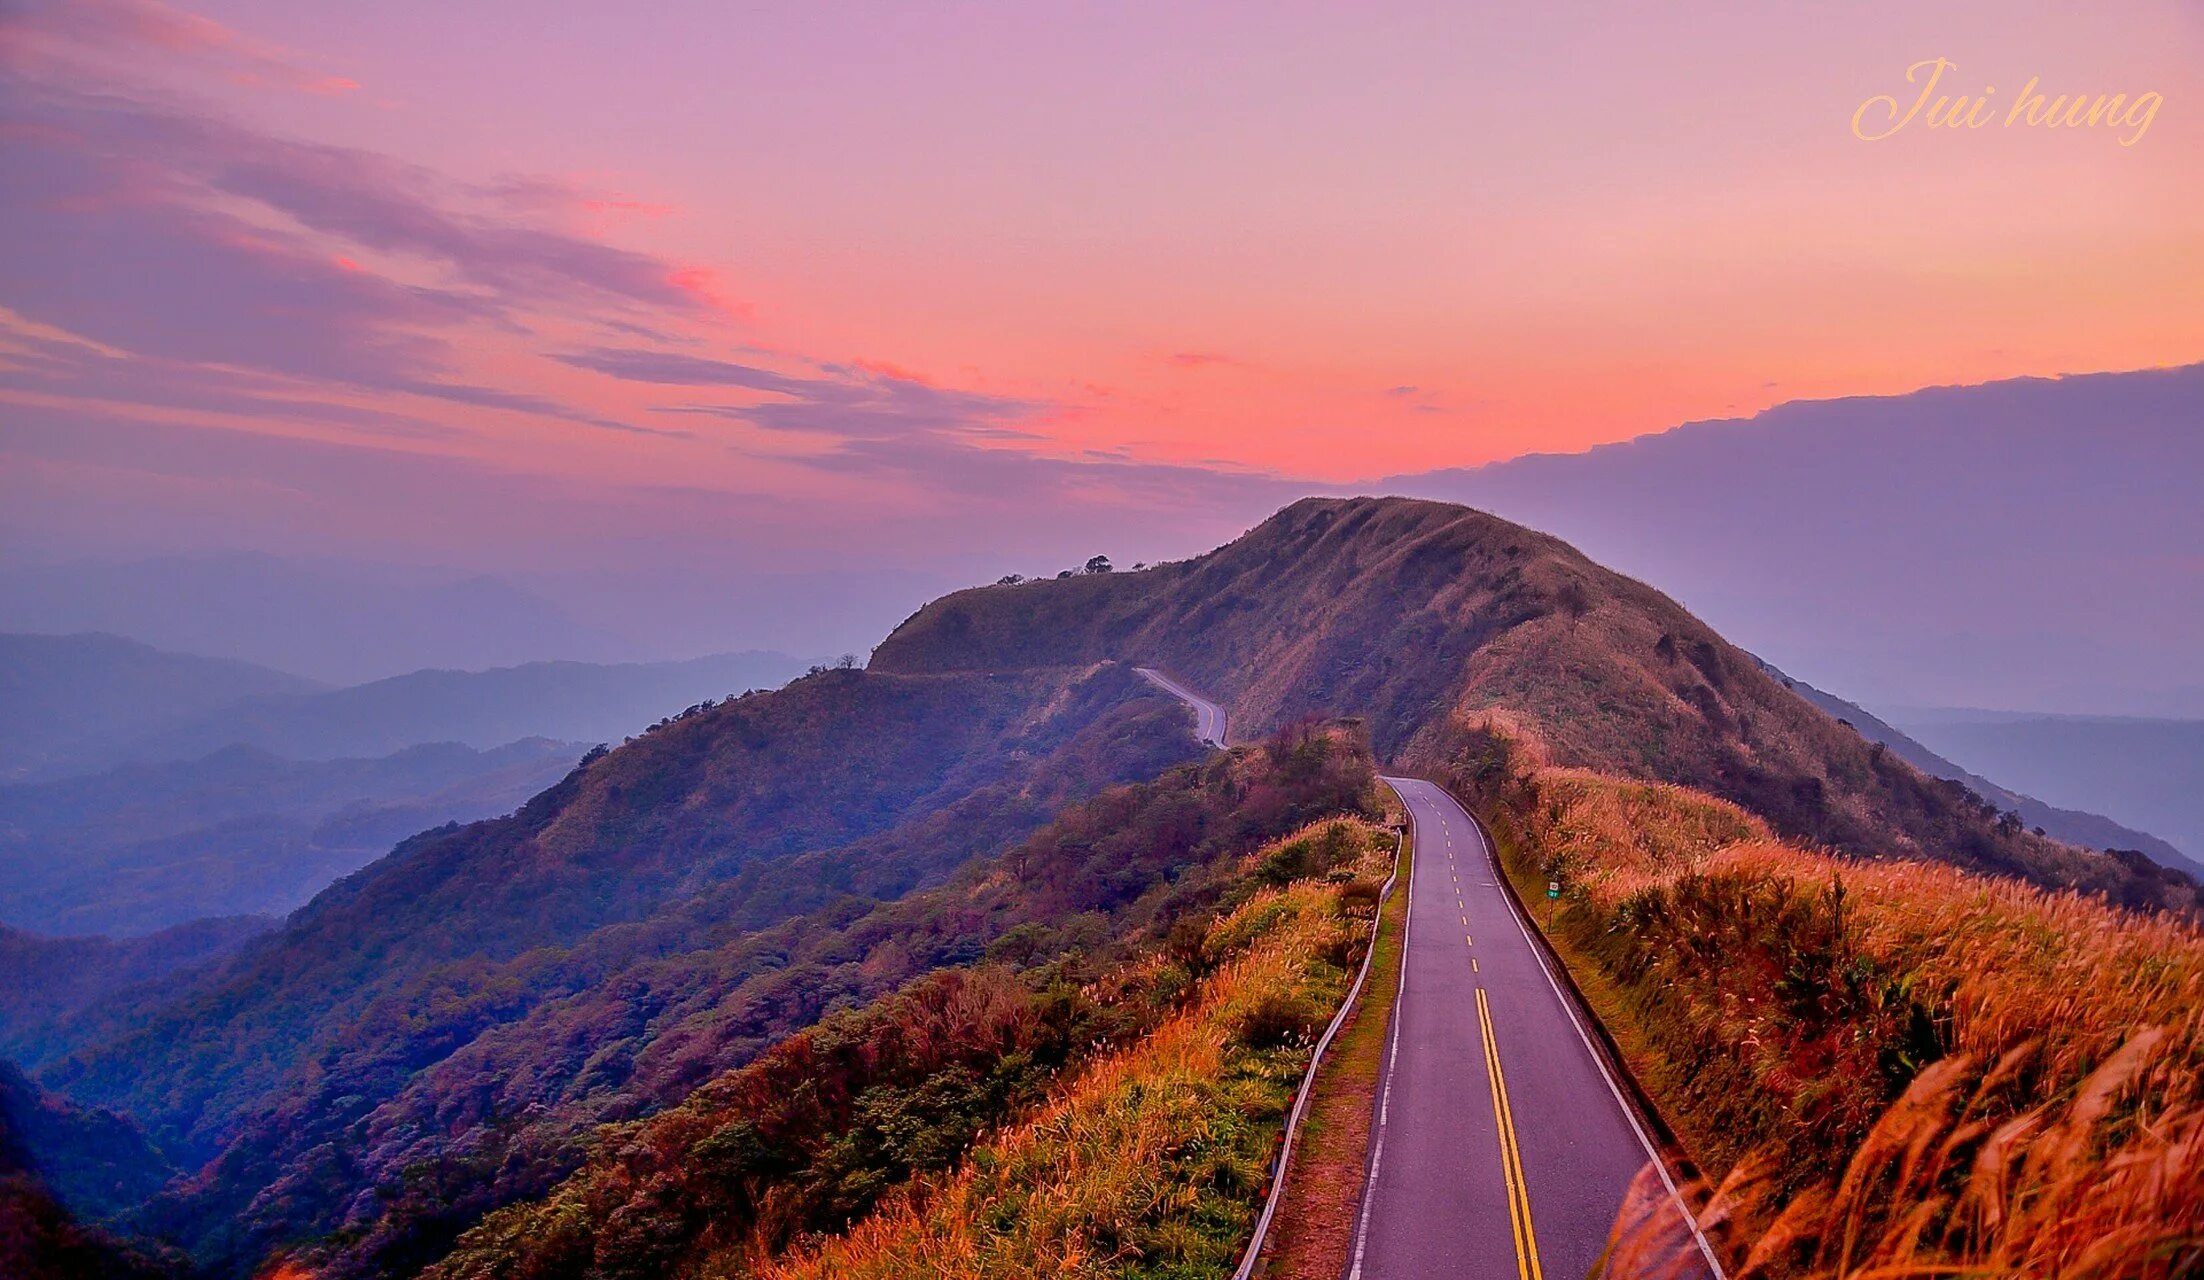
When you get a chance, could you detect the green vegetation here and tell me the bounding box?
[17,495,2196,1279]
[756,821,1395,1279]
[421,726,1382,1279]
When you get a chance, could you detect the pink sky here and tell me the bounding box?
[3,0,2201,578]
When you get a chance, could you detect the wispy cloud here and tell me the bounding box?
[3,0,360,96]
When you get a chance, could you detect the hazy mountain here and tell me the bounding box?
[3,636,808,781]
[0,917,271,1063]
[1750,661,2203,878]
[0,739,585,937]
[0,634,321,781]
[1385,364,2204,716]
[0,555,641,685]
[111,651,809,767]
[1893,711,2204,872]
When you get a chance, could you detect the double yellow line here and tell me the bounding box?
[1476,986,1544,1280]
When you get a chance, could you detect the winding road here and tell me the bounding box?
[1138,670,1717,1279]
[1135,667,1227,746]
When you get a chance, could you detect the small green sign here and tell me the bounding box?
[1546,880,1561,899]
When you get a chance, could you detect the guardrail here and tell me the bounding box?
[1231,821,1407,1280]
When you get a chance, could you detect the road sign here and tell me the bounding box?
[1546,880,1561,899]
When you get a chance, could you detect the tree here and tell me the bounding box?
[995,574,1026,586]
[1084,555,1113,574]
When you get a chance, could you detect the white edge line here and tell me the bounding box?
[1463,798,1728,1278]
[1346,778,1419,1280]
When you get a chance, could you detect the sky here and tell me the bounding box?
[2,1,2201,676]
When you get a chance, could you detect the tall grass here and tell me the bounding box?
[1490,768,2204,1279]
[758,823,1394,1279]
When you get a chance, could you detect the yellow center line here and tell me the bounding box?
[1477,987,1544,1280]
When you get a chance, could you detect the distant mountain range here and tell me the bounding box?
[1891,709,2204,875]
[0,635,809,935]
[0,633,321,782]
[1753,661,2202,878]
[1387,363,2204,716]
[0,554,641,685]
[0,739,584,936]
[0,633,805,781]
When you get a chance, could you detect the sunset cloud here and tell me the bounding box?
[1,0,359,96]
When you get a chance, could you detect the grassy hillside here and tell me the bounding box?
[38,663,1207,1273]
[1459,758,2202,1278]
[874,496,2191,911]
[428,740,1387,1280]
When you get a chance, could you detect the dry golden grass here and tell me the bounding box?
[1498,768,2204,1279]
[754,823,1394,1280]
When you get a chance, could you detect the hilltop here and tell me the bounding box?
[876,496,2193,910]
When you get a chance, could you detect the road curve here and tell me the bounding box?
[1135,667,1227,746]
[1351,777,1717,1280]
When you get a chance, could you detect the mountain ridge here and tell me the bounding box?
[875,495,2194,911]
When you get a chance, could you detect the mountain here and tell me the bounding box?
[1893,710,2204,872]
[0,916,272,1116]
[0,1059,171,1223]
[3,635,808,782]
[1,1061,181,1280]
[874,496,2192,911]
[0,555,640,685]
[34,662,1205,1271]
[116,651,808,766]
[1385,364,2204,716]
[2,637,801,939]
[1752,661,2203,878]
[0,738,585,936]
[0,633,321,781]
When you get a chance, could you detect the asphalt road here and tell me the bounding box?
[1349,777,1719,1280]
[1135,666,1227,746]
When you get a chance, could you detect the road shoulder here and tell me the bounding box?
[1256,814,1413,1279]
